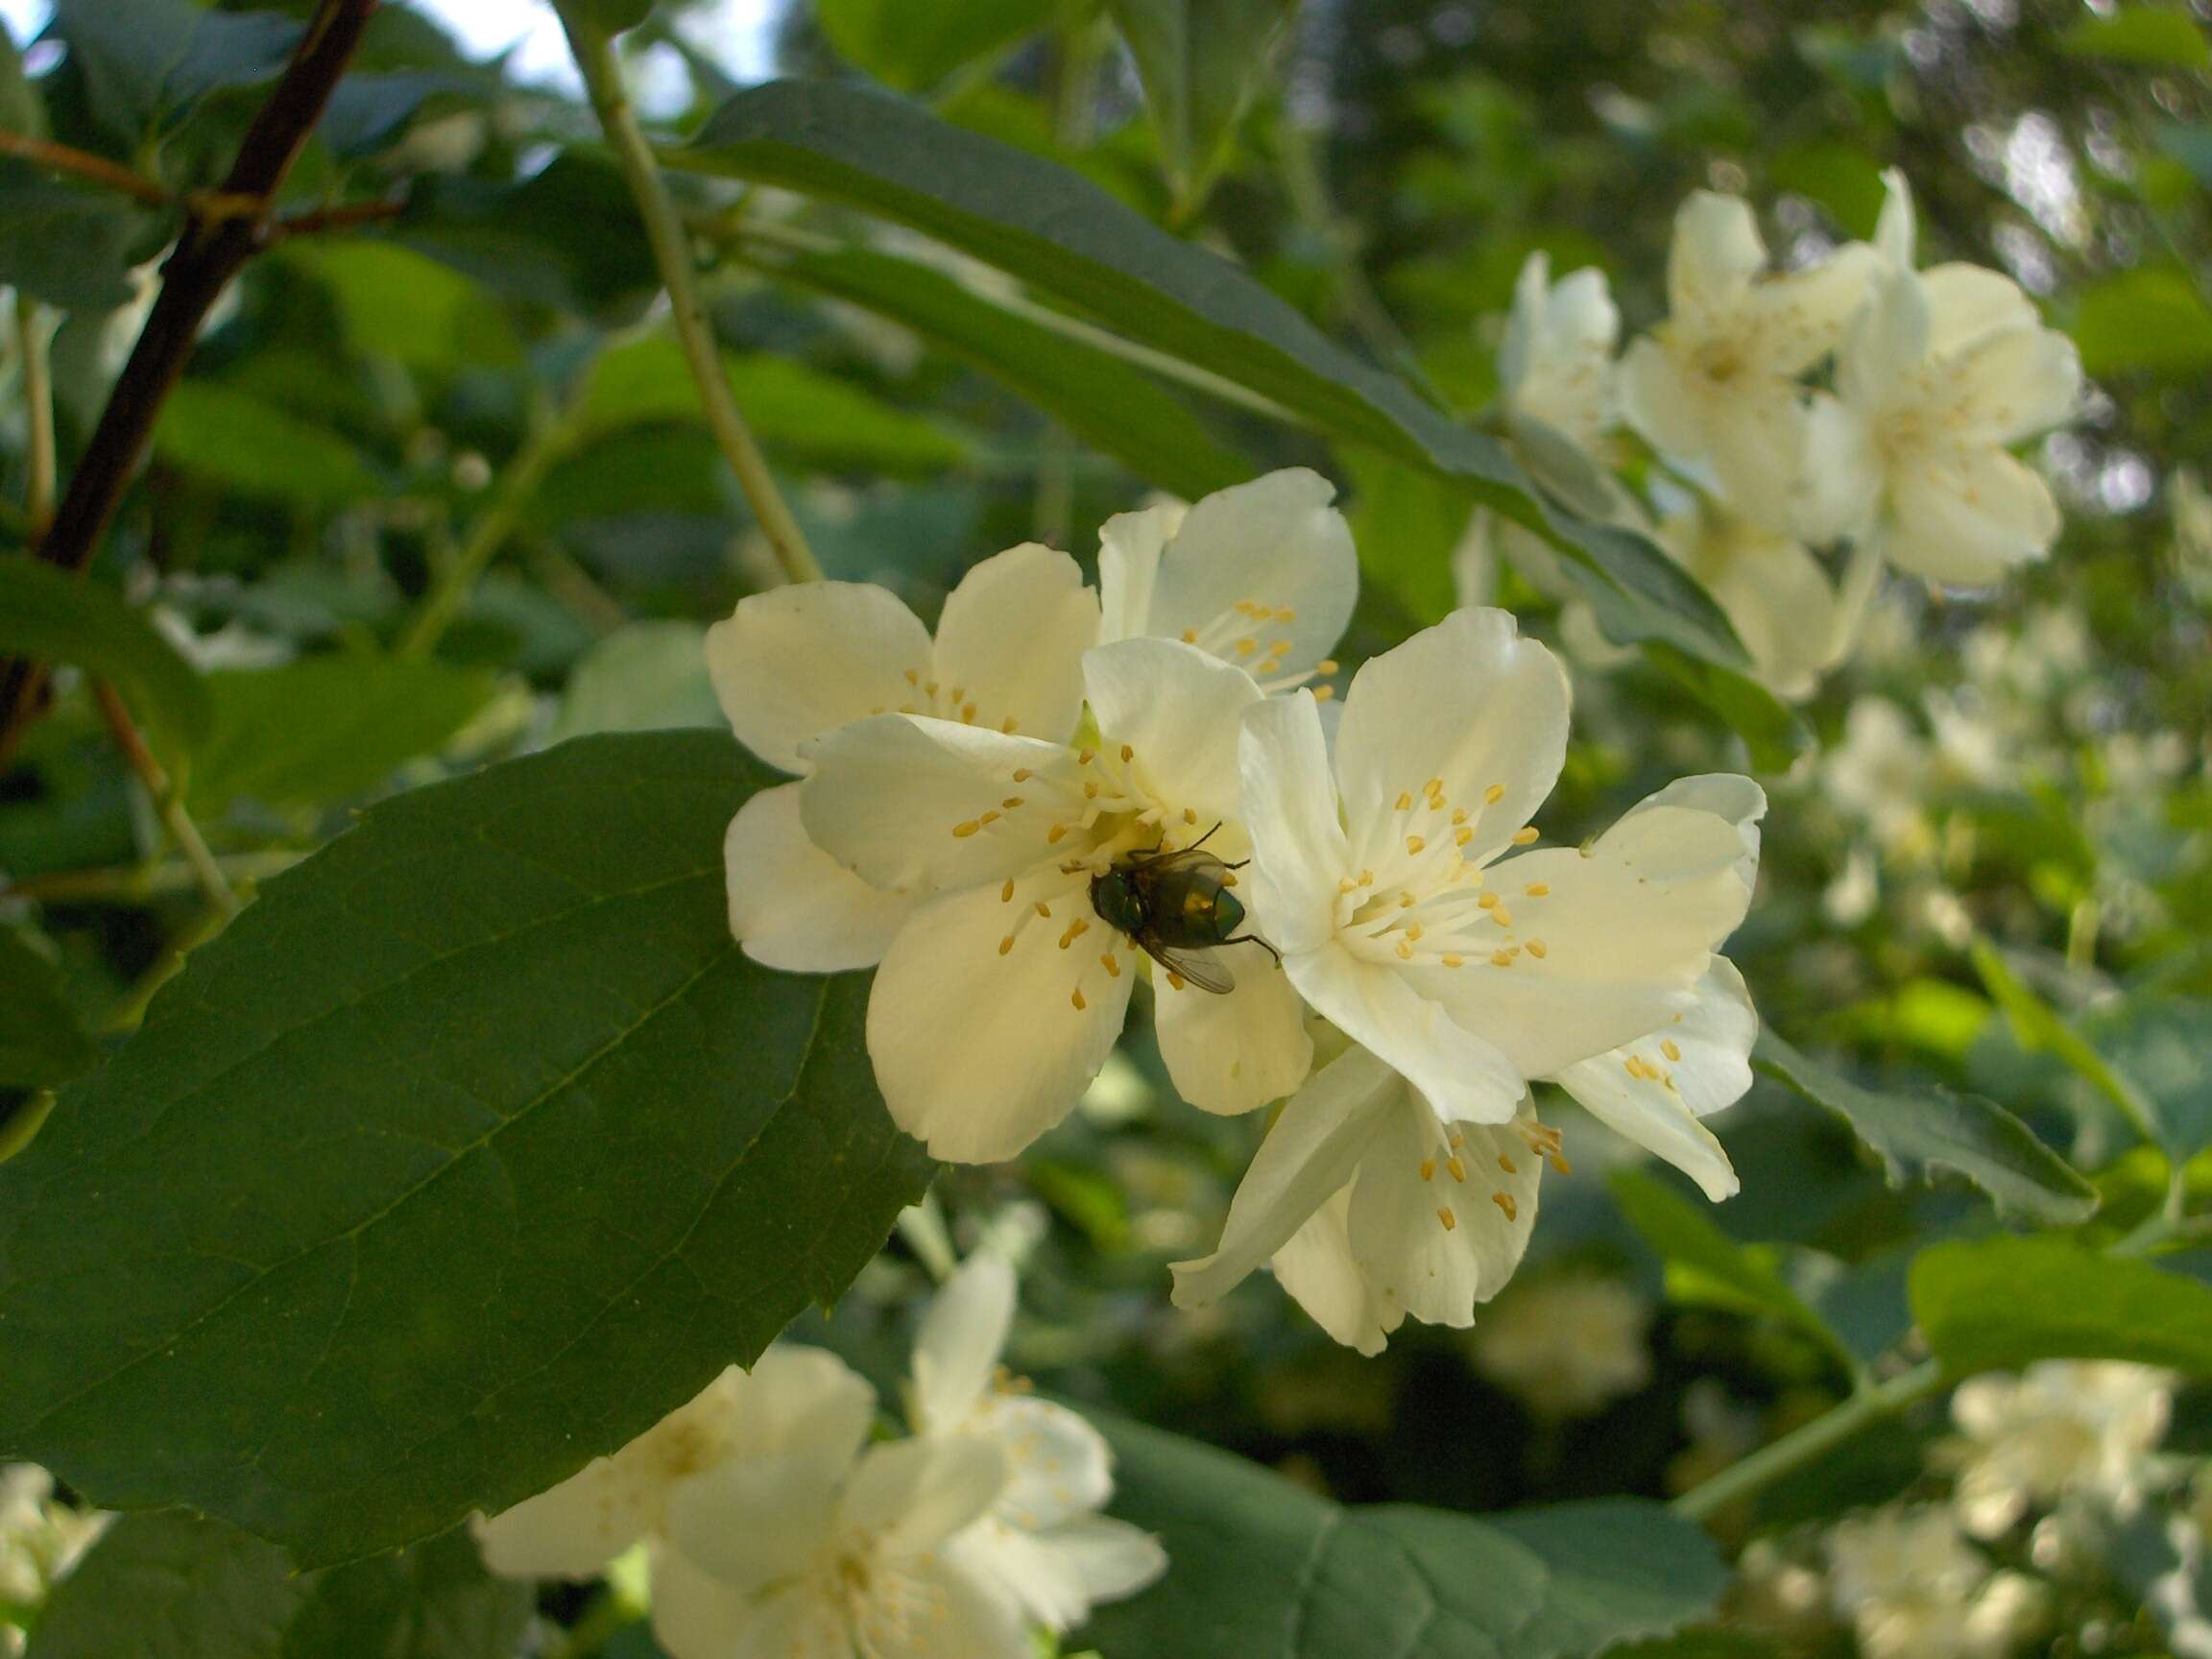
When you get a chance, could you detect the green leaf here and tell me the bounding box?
[0,730,935,1566]
[1608,1168,1855,1369]
[743,240,1254,499]
[2071,268,2212,377]
[2060,6,2212,70]
[550,622,723,741]
[1968,941,2165,1149]
[0,929,95,1093]
[401,155,660,324]
[1910,1235,2212,1377]
[0,555,210,759]
[581,334,969,475]
[1108,0,1297,212]
[1753,1029,2099,1225]
[188,654,501,816]
[1340,447,1468,627]
[153,381,377,505]
[28,1512,531,1659]
[551,0,658,38]
[1083,1414,1727,1658]
[681,81,1748,668]
[1644,642,1813,773]
[2083,997,2212,1162]
[0,20,49,138]
[286,240,519,373]
[48,0,302,143]
[816,0,1048,93]
[0,162,161,313]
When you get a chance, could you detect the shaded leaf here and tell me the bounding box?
[2083,996,2212,1162]
[400,155,659,323]
[816,0,1047,93]
[1340,447,1468,627]
[47,0,301,143]
[0,929,95,1093]
[2072,268,2212,377]
[550,622,722,741]
[0,556,210,758]
[1969,941,2165,1150]
[1084,1413,1727,1658]
[1109,0,1297,211]
[287,239,519,373]
[0,731,935,1566]
[1753,1029,2098,1225]
[2060,6,2212,70]
[1644,642,1812,774]
[681,81,1748,667]
[0,161,160,313]
[154,381,377,505]
[1910,1235,2212,1376]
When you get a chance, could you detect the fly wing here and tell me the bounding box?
[1145,941,1237,996]
[1140,846,1229,878]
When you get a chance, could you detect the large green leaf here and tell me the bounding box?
[2060,6,2212,70]
[1753,1030,2098,1225]
[740,239,1254,499]
[1340,447,1467,627]
[0,556,210,758]
[1969,941,2166,1150]
[1608,1169,1855,1371]
[0,730,935,1567]
[153,382,377,505]
[187,654,501,817]
[1084,1415,1724,1657]
[1109,0,1298,213]
[2083,996,2212,1162]
[0,929,95,1094]
[28,1512,530,1659]
[0,162,161,313]
[1910,1235,2212,1377]
[48,0,302,143]
[2071,268,2212,377]
[680,81,1746,667]
[816,0,1048,92]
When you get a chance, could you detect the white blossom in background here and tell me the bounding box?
[0,1465,106,1657]
[1944,1360,2176,1539]
[709,543,1100,973]
[1621,191,1877,534]
[1823,1504,2046,1659]
[1469,1269,1653,1417]
[1803,170,2081,587]
[1654,505,1841,701]
[1498,252,1620,458]
[1172,609,1764,1351]
[906,1257,1166,1631]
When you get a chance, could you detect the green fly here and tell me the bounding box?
[1088,825,1281,994]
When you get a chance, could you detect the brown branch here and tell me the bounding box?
[0,130,170,208]
[270,195,407,239]
[0,0,381,772]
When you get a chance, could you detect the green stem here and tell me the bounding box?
[1671,1359,1946,1524]
[396,415,571,658]
[91,682,240,921]
[16,295,57,540]
[2,851,302,905]
[561,18,821,586]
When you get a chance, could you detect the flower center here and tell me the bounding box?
[1335,779,1551,974]
[883,666,1024,734]
[1172,597,1338,694]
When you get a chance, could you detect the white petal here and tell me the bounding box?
[867,880,1135,1163]
[1668,191,1767,319]
[721,1347,879,1466]
[1417,780,1763,1077]
[1839,266,1932,408]
[979,1395,1114,1529]
[1665,515,1839,699]
[801,715,1083,895]
[1618,334,1711,468]
[1096,501,1185,643]
[1272,1187,1393,1355]
[929,543,1100,744]
[1144,469,1358,680]
[844,1435,1007,1558]
[1291,943,1526,1125]
[900,1544,1036,1659]
[1700,385,1817,536]
[960,1515,1166,1632]
[1797,390,1884,544]
[1334,608,1570,872]
[913,1255,1016,1435]
[706,583,932,774]
[470,1458,654,1579]
[725,783,911,972]
[1940,324,2080,445]
[661,1447,844,1595]
[1081,637,1262,832]
[1238,692,1351,958]
[1170,1045,1400,1310]
[1874,166,1915,268]
[1920,263,2038,356]
[1882,446,2061,587]
[1741,244,1881,376]
[1552,959,1757,1201]
[647,1542,836,1659]
[1153,954,1312,1115]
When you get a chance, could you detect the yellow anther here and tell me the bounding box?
[1451,807,1469,825]
[953,820,981,838]
[1181,628,1198,643]
[1442,953,1464,968]
[962,702,978,722]
[1396,791,1413,811]
[1511,826,1539,845]
[925,680,940,696]
[1455,828,1474,846]
[904,668,920,684]
[1526,938,1548,959]
[1101,953,1120,977]
[1235,637,1258,656]
[1490,906,1512,927]
[1047,824,1069,844]
[1483,783,1506,805]
[1447,1155,1466,1183]
[1078,748,1095,764]
[1182,806,1198,824]
[1058,920,1089,949]
[1035,901,1052,918]
[1001,878,1016,902]
[1071,987,1087,1011]
[1437,1206,1457,1232]
[1524,881,1549,897]
[1003,797,1025,809]
[1406,834,1426,854]
[1423,777,1442,797]
[1478,891,1500,910]
[1001,716,1019,733]
[1119,744,1135,762]
[1498,1152,1517,1173]
[1012,767,1032,782]
[1405,923,1424,941]
[1317,659,1338,674]
[1399,891,1416,908]
[1084,781,1100,800]
[1419,1158,1436,1181]
[1339,877,1359,894]
[998,934,1016,955]
[1358,869,1375,886]
[1313,685,1335,702]
[979,810,1000,826]
[1551,1152,1573,1176]
[1276,607,1296,622]
[1491,949,1513,967]
[1396,939,1415,960]
[1266,637,1291,657]
[1222,871,1237,886]
[1491,1190,1518,1222]
[1166,971,1187,991]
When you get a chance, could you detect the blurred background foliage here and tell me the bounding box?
[2,0,2210,1654]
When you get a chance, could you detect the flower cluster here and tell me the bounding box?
[473,1256,1163,1659]
[0,1466,106,1657]
[1468,171,2081,698]
[713,470,1765,1355]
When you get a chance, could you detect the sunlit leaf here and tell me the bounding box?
[153,381,378,505]
[1109,0,1298,214]
[0,928,94,1093]
[1911,1234,2212,1376]
[816,0,1047,93]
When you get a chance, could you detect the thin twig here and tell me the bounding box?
[14,295,55,539]
[1671,1359,1946,1523]
[0,0,382,770]
[559,16,821,586]
[1,851,301,905]
[270,196,408,239]
[91,683,240,920]
[0,129,170,208]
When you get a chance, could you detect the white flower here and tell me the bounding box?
[1945,1360,2175,1538]
[657,1429,1027,1659]
[0,1465,104,1626]
[1804,171,2081,586]
[1823,1504,2043,1659]
[800,634,1312,1162]
[1229,608,1763,1130]
[1499,252,1620,457]
[1655,505,1841,701]
[1621,191,1876,534]
[1095,469,1356,694]
[709,544,1101,973]
[470,1348,875,1580]
[1471,1270,1652,1417]
[906,1257,1165,1631]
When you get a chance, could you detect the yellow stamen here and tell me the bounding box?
[1012,767,1032,782]
[1396,791,1413,811]
[1662,1038,1682,1061]
[1058,920,1089,949]
[998,935,1015,955]
[1525,881,1549,897]
[1181,628,1198,643]
[1003,797,1025,809]
[1491,949,1513,967]
[1000,878,1016,902]
[1437,1206,1457,1232]
[1419,1158,1436,1181]
[1406,834,1426,854]
[1447,1156,1466,1183]
[1313,685,1335,702]
[1035,901,1052,918]
[1491,1191,1517,1221]
[1101,953,1120,977]
[952,820,981,838]
[1166,971,1187,991]
[1483,783,1505,805]
[1071,987,1087,1010]
[1047,824,1069,844]
[1119,744,1135,762]
[1527,938,1548,959]
[1442,953,1464,968]
[1512,826,1539,845]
